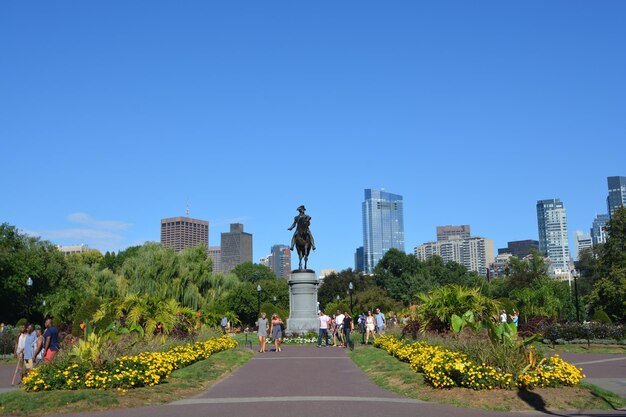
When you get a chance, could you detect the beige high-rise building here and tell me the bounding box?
[414,236,494,275]
[208,246,222,274]
[160,216,208,252]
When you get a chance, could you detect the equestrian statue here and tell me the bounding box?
[288,205,316,270]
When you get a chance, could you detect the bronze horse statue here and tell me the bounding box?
[288,205,316,270]
[294,216,313,270]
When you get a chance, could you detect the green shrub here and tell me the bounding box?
[592,310,612,325]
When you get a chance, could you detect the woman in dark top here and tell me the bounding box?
[343,312,354,349]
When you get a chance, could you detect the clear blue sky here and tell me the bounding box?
[1,1,625,271]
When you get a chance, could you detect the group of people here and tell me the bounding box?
[256,312,285,353]
[500,308,520,327]
[318,307,387,348]
[12,318,59,384]
[317,309,355,348]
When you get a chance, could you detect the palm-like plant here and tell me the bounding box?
[416,285,500,332]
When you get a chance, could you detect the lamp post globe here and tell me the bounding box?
[257,285,262,316]
[348,281,354,313]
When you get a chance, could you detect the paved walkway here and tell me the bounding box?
[555,352,626,399]
[48,346,625,417]
[0,364,19,393]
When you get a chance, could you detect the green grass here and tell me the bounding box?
[349,344,626,412]
[0,348,254,417]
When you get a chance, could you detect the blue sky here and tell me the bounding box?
[1,1,625,271]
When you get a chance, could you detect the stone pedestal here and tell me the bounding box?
[286,270,319,335]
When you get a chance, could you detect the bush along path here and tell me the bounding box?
[22,335,237,392]
[374,336,584,390]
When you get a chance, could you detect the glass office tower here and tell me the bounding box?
[536,198,571,273]
[607,176,626,219]
[362,189,405,273]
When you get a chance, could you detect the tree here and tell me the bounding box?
[507,251,549,289]
[589,207,626,322]
[317,269,376,307]
[231,262,276,282]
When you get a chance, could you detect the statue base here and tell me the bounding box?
[286,270,319,336]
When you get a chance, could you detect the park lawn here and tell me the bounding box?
[0,347,255,417]
[349,344,626,412]
[540,343,626,355]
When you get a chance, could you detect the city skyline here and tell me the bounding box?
[2,2,625,272]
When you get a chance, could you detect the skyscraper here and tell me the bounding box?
[607,176,626,219]
[436,225,471,241]
[354,246,365,272]
[220,223,253,274]
[590,214,610,246]
[574,231,593,260]
[160,216,209,252]
[269,244,291,279]
[362,189,405,273]
[536,199,571,275]
[207,246,222,274]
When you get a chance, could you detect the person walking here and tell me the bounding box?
[220,316,228,334]
[365,310,376,344]
[22,324,37,379]
[36,318,60,363]
[270,314,283,352]
[375,308,386,335]
[500,309,508,324]
[509,309,519,328]
[317,310,331,347]
[12,324,27,385]
[358,313,366,344]
[34,326,44,364]
[256,312,269,353]
[335,310,345,347]
[342,312,354,350]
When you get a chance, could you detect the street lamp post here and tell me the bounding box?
[26,277,33,322]
[572,270,580,323]
[348,282,354,313]
[257,285,262,316]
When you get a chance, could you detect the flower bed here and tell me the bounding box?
[281,336,317,344]
[22,335,237,392]
[374,336,584,390]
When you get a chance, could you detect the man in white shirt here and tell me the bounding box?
[317,311,331,347]
[335,310,345,347]
[500,310,508,324]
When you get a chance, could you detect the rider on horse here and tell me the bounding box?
[288,205,316,252]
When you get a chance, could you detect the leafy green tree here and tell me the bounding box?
[317,269,376,307]
[588,207,626,322]
[507,250,549,289]
[231,262,276,282]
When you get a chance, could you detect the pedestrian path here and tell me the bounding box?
[37,346,626,417]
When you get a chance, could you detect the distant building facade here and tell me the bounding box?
[354,246,365,272]
[414,236,494,275]
[57,244,99,256]
[362,189,405,273]
[207,246,222,274]
[536,199,571,275]
[269,244,291,279]
[590,214,610,246]
[607,176,626,219]
[497,240,540,258]
[574,231,593,260]
[436,225,471,241]
[160,216,209,252]
[489,253,513,278]
[220,223,253,274]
